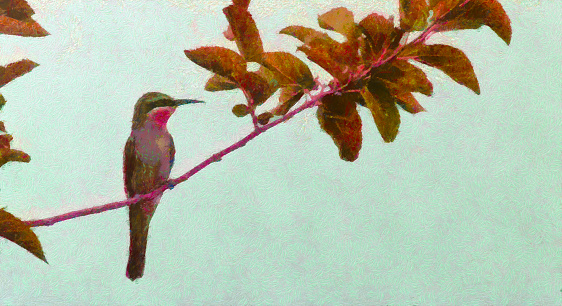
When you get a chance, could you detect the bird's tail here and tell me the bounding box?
[126,198,157,281]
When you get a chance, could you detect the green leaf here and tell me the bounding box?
[205,74,238,91]
[0,208,47,263]
[260,52,314,89]
[399,0,430,31]
[317,93,363,162]
[223,5,264,61]
[434,0,512,45]
[184,47,246,79]
[400,44,480,94]
[0,59,40,88]
[317,7,359,40]
[0,94,6,111]
[362,81,400,142]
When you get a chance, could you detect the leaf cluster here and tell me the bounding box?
[185,0,511,162]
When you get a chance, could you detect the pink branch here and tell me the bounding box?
[23,86,334,228]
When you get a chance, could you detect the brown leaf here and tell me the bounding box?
[317,7,359,40]
[435,0,512,45]
[400,0,430,31]
[373,60,433,96]
[430,0,463,19]
[272,86,304,115]
[223,5,264,62]
[0,0,35,20]
[0,121,5,133]
[185,47,246,79]
[205,74,238,91]
[0,16,49,37]
[233,71,277,106]
[362,81,400,142]
[0,93,5,110]
[358,13,398,61]
[260,52,314,89]
[232,104,249,117]
[280,25,334,45]
[257,112,273,125]
[0,148,30,167]
[400,44,480,94]
[232,0,251,9]
[0,209,46,263]
[317,93,362,162]
[0,59,39,88]
[395,92,426,114]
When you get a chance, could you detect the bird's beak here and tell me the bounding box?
[174,99,205,106]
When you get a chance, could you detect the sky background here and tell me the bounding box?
[0,0,561,304]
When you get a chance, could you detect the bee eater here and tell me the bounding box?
[124,92,203,280]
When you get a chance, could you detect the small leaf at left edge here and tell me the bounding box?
[0,208,47,263]
[401,43,480,94]
[0,59,39,88]
[0,94,6,111]
[317,93,363,162]
[0,149,31,167]
[0,16,49,37]
[223,5,264,62]
[399,0,429,31]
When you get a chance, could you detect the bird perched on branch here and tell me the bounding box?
[123,92,203,280]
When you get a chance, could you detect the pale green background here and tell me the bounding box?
[0,0,561,304]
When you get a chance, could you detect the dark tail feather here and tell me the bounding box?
[127,200,152,281]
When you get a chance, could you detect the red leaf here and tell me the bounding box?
[373,60,433,96]
[400,44,480,94]
[205,74,238,91]
[0,209,46,263]
[395,92,426,114]
[260,52,314,89]
[0,59,39,88]
[0,16,49,37]
[223,5,264,62]
[399,0,430,31]
[185,47,246,79]
[233,72,277,106]
[272,86,304,115]
[358,13,399,62]
[317,93,363,161]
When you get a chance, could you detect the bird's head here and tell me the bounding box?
[131,92,203,129]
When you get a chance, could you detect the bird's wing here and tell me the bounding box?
[169,136,176,170]
[123,136,137,198]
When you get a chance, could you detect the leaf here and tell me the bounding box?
[399,0,430,31]
[185,47,246,79]
[0,121,5,133]
[280,25,334,45]
[223,5,264,62]
[362,81,400,142]
[0,149,30,167]
[400,44,480,94]
[232,0,250,9]
[435,0,512,45]
[0,0,35,19]
[0,208,46,263]
[0,134,12,148]
[205,74,238,91]
[317,7,359,40]
[358,13,398,61]
[0,93,5,110]
[0,16,49,37]
[373,60,433,96]
[272,86,304,115]
[0,59,39,88]
[317,93,363,161]
[232,104,249,117]
[395,92,426,114]
[233,71,277,106]
[260,52,314,89]
[257,112,273,125]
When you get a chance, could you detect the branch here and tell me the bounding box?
[23,85,335,228]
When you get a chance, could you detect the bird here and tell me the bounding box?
[123,92,203,281]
